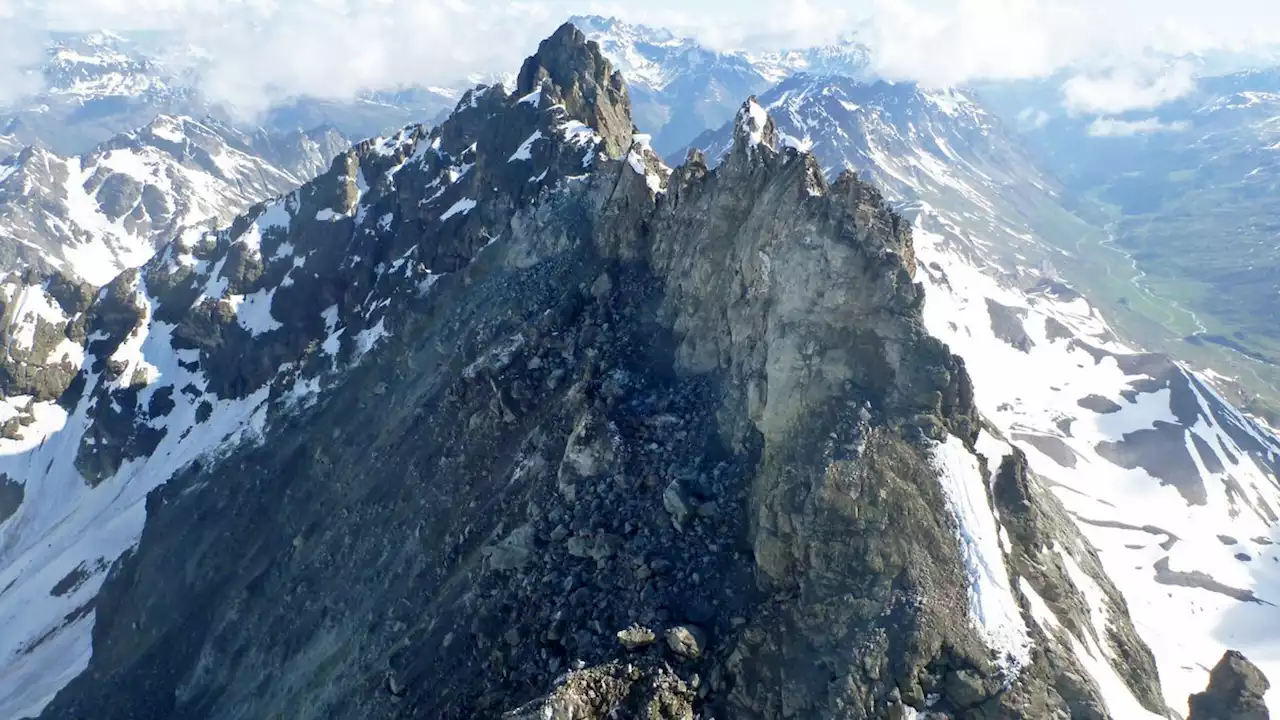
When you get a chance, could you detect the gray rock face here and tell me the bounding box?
[2,23,1168,720]
[685,66,1280,710]
[1189,651,1271,720]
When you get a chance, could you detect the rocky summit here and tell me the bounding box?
[0,22,1266,720]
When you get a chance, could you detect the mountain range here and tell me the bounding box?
[0,31,453,157]
[0,15,1276,720]
[2,17,869,163]
[0,114,348,286]
[571,15,871,156]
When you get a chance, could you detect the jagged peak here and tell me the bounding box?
[516,22,634,158]
[732,96,778,155]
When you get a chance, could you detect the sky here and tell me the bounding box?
[3,0,1280,117]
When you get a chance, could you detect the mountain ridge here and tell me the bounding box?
[0,22,1192,719]
[687,69,1280,712]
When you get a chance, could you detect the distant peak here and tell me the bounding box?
[516,23,634,158]
[146,113,186,126]
[84,30,127,46]
[567,14,676,44]
[565,14,613,29]
[136,114,199,140]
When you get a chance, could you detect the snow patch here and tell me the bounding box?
[231,288,282,336]
[739,98,770,147]
[929,435,1031,675]
[440,198,477,222]
[780,132,814,152]
[257,201,292,229]
[5,284,68,353]
[625,137,667,195]
[509,130,543,163]
[1018,578,1165,719]
[353,318,389,358]
[320,305,343,357]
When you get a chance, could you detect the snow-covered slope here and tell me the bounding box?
[0,115,347,285]
[913,211,1280,711]
[0,135,22,162]
[693,83,1280,711]
[982,67,1280,427]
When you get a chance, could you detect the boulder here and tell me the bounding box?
[1189,650,1271,720]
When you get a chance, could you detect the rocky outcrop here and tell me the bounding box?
[0,267,94,440]
[990,441,1167,716]
[1189,651,1271,720]
[1,23,1169,720]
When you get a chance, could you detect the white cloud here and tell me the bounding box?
[1087,117,1190,136]
[0,0,569,116]
[5,0,1280,117]
[0,0,865,118]
[858,0,1280,86]
[1062,61,1198,115]
[0,9,42,107]
[860,0,1090,87]
[1016,107,1051,130]
[161,1,585,117]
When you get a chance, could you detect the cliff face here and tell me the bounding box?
[1,24,1169,720]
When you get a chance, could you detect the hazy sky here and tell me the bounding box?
[3,0,1280,116]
